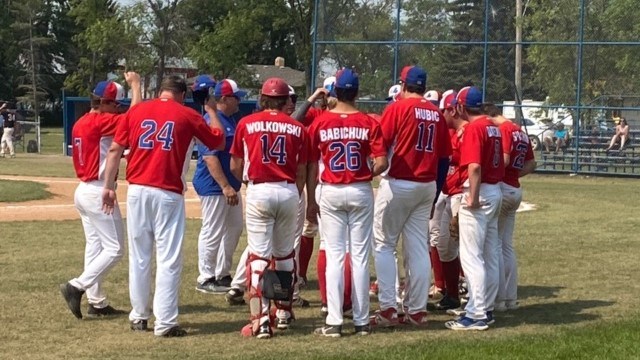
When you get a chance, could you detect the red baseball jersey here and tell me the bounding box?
[302,107,325,127]
[308,111,386,184]
[379,97,451,182]
[114,98,224,194]
[460,115,505,184]
[444,124,469,196]
[230,110,307,184]
[500,121,534,188]
[72,112,122,182]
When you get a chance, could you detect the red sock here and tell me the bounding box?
[442,257,461,300]
[430,246,445,290]
[343,252,352,309]
[317,249,327,305]
[298,236,314,280]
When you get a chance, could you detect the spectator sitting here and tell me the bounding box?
[543,123,569,153]
[606,118,629,152]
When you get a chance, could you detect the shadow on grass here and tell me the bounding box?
[180,303,245,314]
[497,299,614,327]
[518,285,565,299]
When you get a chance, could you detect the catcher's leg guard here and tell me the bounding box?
[273,250,296,317]
[245,253,272,336]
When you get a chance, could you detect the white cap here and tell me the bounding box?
[323,76,336,91]
[386,84,402,101]
[288,85,295,96]
[424,90,440,103]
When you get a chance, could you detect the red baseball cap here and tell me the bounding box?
[440,89,457,110]
[261,77,290,96]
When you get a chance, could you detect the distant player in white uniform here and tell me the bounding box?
[60,73,141,319]
[371,66,451,327]
[102,75,225,337]
[230,77,307,339]
[307,69,388,337]
[193,77,246,294]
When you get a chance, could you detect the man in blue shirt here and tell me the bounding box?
[193,78,246,293]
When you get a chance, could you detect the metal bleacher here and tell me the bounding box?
[536,128,640,176]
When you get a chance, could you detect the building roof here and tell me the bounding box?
[246,64,306,87]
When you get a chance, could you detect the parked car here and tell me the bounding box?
[513,118,555,151]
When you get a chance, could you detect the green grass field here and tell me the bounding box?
[1,174,639,359]
[0,179,52,202]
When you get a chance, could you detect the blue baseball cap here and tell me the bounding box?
[400,66,427,86]
[335,68,359,89]
[192,75,216,92]
[456,86,483,108]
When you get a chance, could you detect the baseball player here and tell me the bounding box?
[0,103,16,158]
[424,90,440,106]
[223,85,322,307]
[101,75,226,337]
[193,78,246,294]
[230,77,307,339]
[59,73,141,320]
[386,84,402,102]
[428,90,466,311]
[307,69,388,337]
[489,109,536,312]
[371,66,451,327]
[445,86,504,331]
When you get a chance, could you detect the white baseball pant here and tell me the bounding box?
[374,178,436,315]
[1,127,14,156]
[497,182,522,305]
[458,183,502,320]
[126,184,186,336]
[293,195,306,299]
[245,182,298,317]
[197,193,243,284]
[318,183,373,327]
[429,192,462,262]
[70,181,124,307]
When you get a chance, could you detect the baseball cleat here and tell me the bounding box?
[60,282,85,319]
[87,304,127,317]
[354,324,371,336]
[130,319,148,331]
[446,307,466,317]
[256,321,273,339]
[445,316,489,331]
[159,326,187,337]
[400,311,428,326]
[370,308,399,328]
[314,324,342,338]
[195,278,219,294]
[435,296,461,311]
[275,310,294,330]
[486,311,495,325]
[291,296,310,308]
[213,276,233,292]
[225,288,246,305]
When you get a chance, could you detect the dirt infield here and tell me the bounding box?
[0,175,205,222]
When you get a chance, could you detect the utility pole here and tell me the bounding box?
[515,0,523,123]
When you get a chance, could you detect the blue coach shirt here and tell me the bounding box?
[192,111,242,196]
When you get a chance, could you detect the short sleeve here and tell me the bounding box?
[307,122,321,162]
[460,124,482,166]
[379,104,397,149]
[297,128,309,164]
[229,120,245,159]
[437,111,452,158]
[113,112,130,147]
[501,125,513,155]
[101,113,123,137]
[369,121,387,158]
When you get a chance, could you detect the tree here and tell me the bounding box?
[0,0,20,102]
[146,0,184,95]
[11,0,55,125]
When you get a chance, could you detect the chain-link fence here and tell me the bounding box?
[311,0,640,176]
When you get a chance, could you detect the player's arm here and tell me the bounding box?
[204,154,238,206]
[102,142,126,215]
[306,161,319,223]
[519,159,536,177]
[205,104,226,140]
[194,111,226,151]
[291,88,329,122]
[466,163,482,208]
[371,156,388,176]
[230,155,244,184]
[124,71,142,107]
[296,163,307,196]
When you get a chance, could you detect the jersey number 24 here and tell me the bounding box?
[139,120,175,150]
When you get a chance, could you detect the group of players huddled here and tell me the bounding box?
[60,64,535,338]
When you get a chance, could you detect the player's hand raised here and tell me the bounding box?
[102,188,117,215]
[222,185,239,206]
[124,71,141,85]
